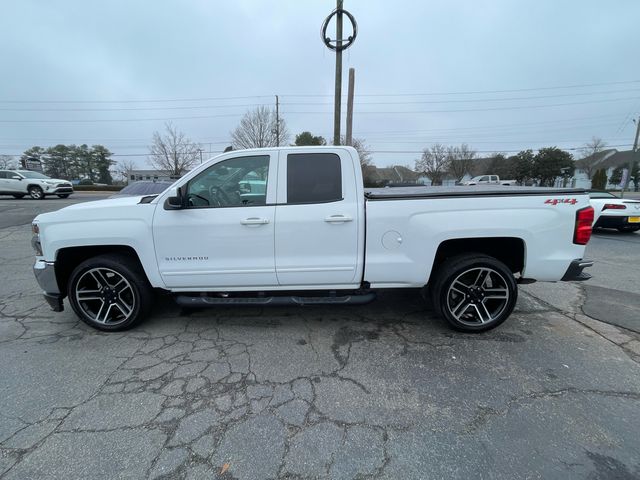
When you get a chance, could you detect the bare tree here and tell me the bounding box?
[578,137,607,179]
[415,144,450,185]
[0,155,17,169]
[231,106,289,149]
[341,135,372,168]
[117,159,137,183]
[447,144,476,182]
[148,123,200,176]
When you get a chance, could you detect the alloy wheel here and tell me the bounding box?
[445,267,510,326]
[74,267,136,325]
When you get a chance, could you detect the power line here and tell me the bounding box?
[2,143,632,159]
[0,102,272,112]
[280,89,640,106]
[2,88,637,112]
[1,97,635,124]
[281,96,639,115]
[1,80,638,104]
[369,143,633,154]
[281,80,640,97]
[0,95,274,105]
[0,113,245,124]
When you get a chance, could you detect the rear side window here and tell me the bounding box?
[287,153,342,204]
[0,171,7,179]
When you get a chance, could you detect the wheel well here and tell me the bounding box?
[27,184,41,191]
[55,245,144,297]
[430,237,525,282]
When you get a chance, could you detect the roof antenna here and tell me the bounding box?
[223,146,233,153]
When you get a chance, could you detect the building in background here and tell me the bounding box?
[575,149,637,190]
[128,169,183,183]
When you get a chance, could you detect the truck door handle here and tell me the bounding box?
[240,217,270,225]
[324,214,353,223]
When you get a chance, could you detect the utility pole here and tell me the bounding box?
[333,0,343,146]
[197,148,203,164]
[322,2,357,145]
[345,67,355,146]
[622,116,640,197]
[275,95,280,147]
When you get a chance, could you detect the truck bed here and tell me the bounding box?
[365,185,586,200]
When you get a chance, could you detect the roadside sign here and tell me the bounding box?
[22,157,43,172]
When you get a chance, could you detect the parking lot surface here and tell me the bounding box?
[1,196,639,479]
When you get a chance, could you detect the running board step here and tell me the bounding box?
[175,292,376,308]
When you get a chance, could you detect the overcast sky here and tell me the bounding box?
[1,0,639,168]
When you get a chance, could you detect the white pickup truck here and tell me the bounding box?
[463,175,517,186]
[32,146,594,333]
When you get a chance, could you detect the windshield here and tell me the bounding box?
[18,171,50,179]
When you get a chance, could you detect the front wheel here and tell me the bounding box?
[57,194,70,199]
[430,254,517,332]
[68,254,153,331]
[28,186,44,200]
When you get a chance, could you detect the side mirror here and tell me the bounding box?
[164,187,184,210]
[11,175,22,180]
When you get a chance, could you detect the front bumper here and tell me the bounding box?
[33,260,64,311]
[44,186,73,195]
[561,259,593,282]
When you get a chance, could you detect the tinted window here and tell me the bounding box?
[0,171,7,179]
[287,153,342,204]
[186,155,269,208]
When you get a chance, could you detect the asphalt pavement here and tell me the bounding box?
[0,196,639,480]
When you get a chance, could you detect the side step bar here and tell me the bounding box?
[175,292,376,308]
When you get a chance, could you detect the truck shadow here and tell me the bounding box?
[144,288,535,344]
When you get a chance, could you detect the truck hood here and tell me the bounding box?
[60,195,149,210]
[34,196,154,224]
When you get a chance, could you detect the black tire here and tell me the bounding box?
[28,186,44,200]
[12,194,25,199]
[430,254,517,333]
[57,194,70,199]
[617,226,640,233]
[67,254,153,331]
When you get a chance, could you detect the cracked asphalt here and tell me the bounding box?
[1,196,639,479]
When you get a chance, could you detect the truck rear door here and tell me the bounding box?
[274,149,362,287]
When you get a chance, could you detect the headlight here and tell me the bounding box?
[31,223,42,255]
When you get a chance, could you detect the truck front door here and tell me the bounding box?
[152,152,278,289]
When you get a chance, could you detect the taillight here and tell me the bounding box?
[574,206,594,245]
[602,203,626,211]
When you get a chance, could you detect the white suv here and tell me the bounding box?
[0,170,74,199]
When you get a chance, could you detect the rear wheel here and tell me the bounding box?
[28,186,44,200]
[430,254,517,332]
[12,194,25,199]
[57,194,70,199]
[68,254,153,331]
